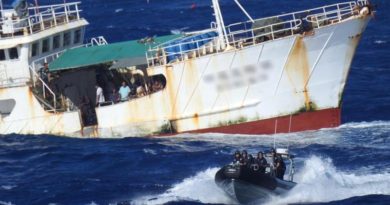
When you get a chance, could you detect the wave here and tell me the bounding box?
[266,156,390,205]
[0,201,15,205]
[142,148,157,155]
[339,120,390,129]
[0,185,16,190]
[157,120,390,149]
[132,156,390,205]
[170,27,190,35]
[115,8,124,13]
[131,168,234,205]
[374,40,387,44]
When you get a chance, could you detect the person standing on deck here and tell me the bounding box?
[96,84,105,106]
[109,89,120,104]
[119,81,131,101]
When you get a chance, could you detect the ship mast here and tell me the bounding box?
[0,0,3,18]
[211,0,229,49]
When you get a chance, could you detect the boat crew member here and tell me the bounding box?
[270,148,277,176]
[248,154,255,169]
[255,151,268,174]
[233,150,241,164]
[240,150,251,167]
[274,153,286,180]
[39,63,50,83]
[119,81,131,101]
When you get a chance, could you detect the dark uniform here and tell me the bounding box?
[233,151,241,164]
[255,154,268,174]
[240,150,250,167]
[274,155,286,180]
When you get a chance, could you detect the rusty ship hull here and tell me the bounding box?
[0,1,372,138]
[95,17,370,137]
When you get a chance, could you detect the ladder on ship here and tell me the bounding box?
[28,65,61,113]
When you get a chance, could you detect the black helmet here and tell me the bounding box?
[235,150,241,155]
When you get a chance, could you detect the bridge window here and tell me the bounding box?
[53,34,61,49]
[42,38,50,53]
[0,50,5,61]
[9,47,19,60]
[63,32,71,47]
[31,42,39,57]
[74,29,82,44]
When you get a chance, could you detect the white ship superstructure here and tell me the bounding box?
[0,0,373,137]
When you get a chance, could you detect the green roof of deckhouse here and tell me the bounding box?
[49,34,182,72]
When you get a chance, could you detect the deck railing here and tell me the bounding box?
[28,65,57,112]
[90,36,108,46]
[146,0,369,67]
[146,18,301,67]
[146,35,220,67]
[226,1,360,35]
[0,2,82,39]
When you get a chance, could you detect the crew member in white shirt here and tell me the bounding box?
[96,84,105,106]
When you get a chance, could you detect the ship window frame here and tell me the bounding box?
[73,29,82,44]
[42,38,50,53]
[63,32,71,47]
[53,34,61,50]
[31,41,40,57]
[8,47,19,60]
[0,49,5,61]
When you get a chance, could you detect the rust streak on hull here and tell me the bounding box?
[285,37,311,110]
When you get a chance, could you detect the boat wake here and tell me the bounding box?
[266,156,390,205]
[132,155,390,205]
[131,168,235,205]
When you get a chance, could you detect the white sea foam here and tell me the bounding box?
[143,148,157,155]
[131,168,235,205]
[1,185,16,190]
[84,201,99,205]
[170,27,190,35]
[374,40,387,44]
[339,120,390,129]
[0,201,15,205]
[132,155,390,205]
[115,8,124,13]
[266,156,390,205]
[158,120,390,150]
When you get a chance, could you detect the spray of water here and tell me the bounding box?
[266,156,390,205]
[131,168,235,205]
[132,155,390,205]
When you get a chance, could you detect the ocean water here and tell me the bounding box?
[1,0,390,205]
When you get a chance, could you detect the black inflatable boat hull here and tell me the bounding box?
[215,165,296,204]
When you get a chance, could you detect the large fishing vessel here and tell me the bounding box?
[0,0,373,137]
